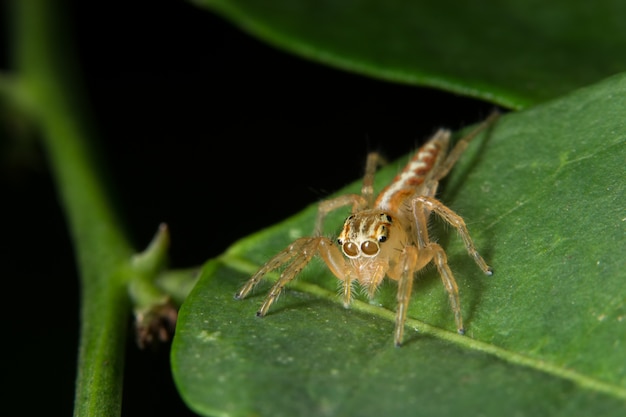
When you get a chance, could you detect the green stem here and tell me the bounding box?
[13,1,133,415]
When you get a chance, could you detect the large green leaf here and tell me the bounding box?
[172,73,626,416]
[192,0,626,109]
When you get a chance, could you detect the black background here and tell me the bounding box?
[3,2,495,416]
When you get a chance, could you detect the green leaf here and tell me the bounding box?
[192,0,626,109]
[172,73,626,416]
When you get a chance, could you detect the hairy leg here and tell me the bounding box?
[428,242,465,334]
[413,196,492,275]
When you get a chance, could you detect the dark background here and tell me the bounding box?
[3,2,495,416]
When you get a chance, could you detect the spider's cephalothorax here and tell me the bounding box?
[335,210,408,295]
[235,113,497,346]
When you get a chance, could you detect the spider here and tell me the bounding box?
[235,113,498,346]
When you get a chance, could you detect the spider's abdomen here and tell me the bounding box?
[375,130,449,212]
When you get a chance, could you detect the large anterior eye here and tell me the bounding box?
[360,240,379,256]
[342,242,359,257]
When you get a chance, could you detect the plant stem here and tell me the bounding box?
[13,1,133,415]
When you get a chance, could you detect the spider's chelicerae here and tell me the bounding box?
[236,113,498,346]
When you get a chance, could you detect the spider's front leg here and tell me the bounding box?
[313,150,385,235]
[314,194,366,236]
[235,236,349,317]
[407,195,491,337]
[413,196,492,275]
[427,241,465,334]
[391,245,432,346]
[393,241,467,344]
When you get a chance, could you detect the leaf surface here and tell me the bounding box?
[172,73,626,416]
[192,0,626,108]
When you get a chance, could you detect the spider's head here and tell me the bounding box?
[337,210,405,259]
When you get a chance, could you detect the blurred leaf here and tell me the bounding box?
[172,73,626,416]
[192,0,626,109]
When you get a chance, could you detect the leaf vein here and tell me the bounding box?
[221,253,626,401]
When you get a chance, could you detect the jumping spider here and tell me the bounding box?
[235,113,497,346]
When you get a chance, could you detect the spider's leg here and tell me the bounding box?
[428,111,499,182]
[394,246,420,346]
[361,152,386,207]
[394,249,415,346]
[392,246,433,346]
[428,242,465,334]
[256,237,324,317]
[411,196,431,249]
[409,196,484,336]
[314,151,385,236]
[317,238,353,307]
[413,196,492,275]
[235,237,314,300]
[314,194,366,236]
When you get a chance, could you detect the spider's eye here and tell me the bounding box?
[361,240,379,256]
[343,242,359,257]
[377,225,388,243]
